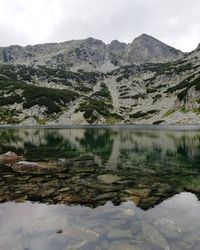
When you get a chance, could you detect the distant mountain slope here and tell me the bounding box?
[0,34,183,72]
[0,34,200,126]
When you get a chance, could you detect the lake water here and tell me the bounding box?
[1,127,200,249]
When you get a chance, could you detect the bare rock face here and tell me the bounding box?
[0,151,22,166]
[0,34,183,71]
[127,34,182,64]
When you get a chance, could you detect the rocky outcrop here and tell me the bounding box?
[0,151,22,166]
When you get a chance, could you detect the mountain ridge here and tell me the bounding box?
[0,34,183,72]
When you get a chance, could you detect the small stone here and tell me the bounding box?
[97,174,121,184]
[3,174,14,178]
[125,188,151,198]
[95,192,117,201]
[56,229,63,234]
[154,218,182,239]
[58,187,70,192]
[123,208,135,217]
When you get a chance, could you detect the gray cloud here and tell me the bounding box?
[0,0,199,51]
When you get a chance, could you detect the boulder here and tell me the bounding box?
[0,151,22,166]
[11,161,46,172]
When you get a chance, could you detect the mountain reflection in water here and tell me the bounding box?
[1,128,200,209]
[0,193,200,250]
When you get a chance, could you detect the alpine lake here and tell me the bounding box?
[1,126,200,250]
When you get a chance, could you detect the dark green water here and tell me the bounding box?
[1,127,200,249]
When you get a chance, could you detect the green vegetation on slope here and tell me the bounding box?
[0,74,79,115]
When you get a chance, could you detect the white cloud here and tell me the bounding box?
[0,0,199,51]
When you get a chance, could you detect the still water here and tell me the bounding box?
[1,127,200,249]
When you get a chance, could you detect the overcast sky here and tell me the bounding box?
[0,0,199,52]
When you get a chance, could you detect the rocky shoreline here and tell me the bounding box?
[1,124,200,131]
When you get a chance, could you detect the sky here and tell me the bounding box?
[0,0,199,52]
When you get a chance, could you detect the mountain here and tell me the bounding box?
[0,34,200,126]
[0,34,182,72]
[127,34,182,64]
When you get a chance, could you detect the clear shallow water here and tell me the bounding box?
[1,193,200,250]
[1,127,200,249]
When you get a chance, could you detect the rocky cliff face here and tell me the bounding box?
[127,34,182,64]
[0,34,182,72]
[0,34,199,126]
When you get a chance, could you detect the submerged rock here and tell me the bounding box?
[122,196,141,206]
[108,241,140,250]
[65,240,88,249]
[65,227,100,242]
[123,208,136,217]
[141,222,169,250]
[48,226,99,250]
[97,174,121,184]
[125,188,151,198]
[0,151,22,166]
[95,192,118,201]
[139,197,159,209]
[107,229,133,239]
[152,183,173,194]
[154,218,182,239]
[12,161,46,172]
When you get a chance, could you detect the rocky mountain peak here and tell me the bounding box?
[196,43,200,51]
[133,33,154,41]
[109,40,127,50]
[127,34,183,64]
[83,37,104,46]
